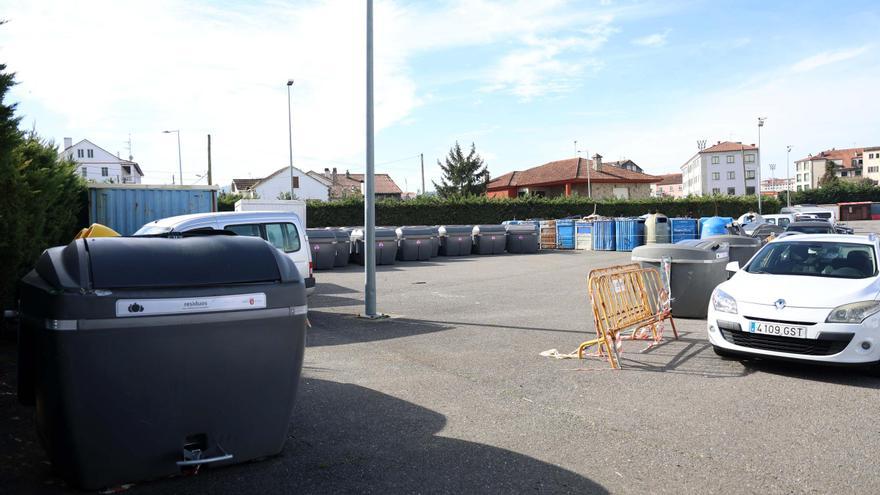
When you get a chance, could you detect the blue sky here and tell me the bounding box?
[1,0,878,191]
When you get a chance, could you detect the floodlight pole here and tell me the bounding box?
[786,145,792,207]
[757,117,766,214]
[364,0,378,317]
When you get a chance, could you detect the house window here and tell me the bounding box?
[745,186,755,195]
[745,154,755,163]
[712,172,720,180]
[77,149,84,158]
[727,187,736,195]
[101,167,108,177]
[711,156,719,165]
[87,149,94,158]
[291,176,300,188]
[797,174,802,181]
[81,167,87,177]
[726,155,735,163]
[727,171,735,180]
[869,166,879,173]
[745,170,755,180]
[712,187,720,195]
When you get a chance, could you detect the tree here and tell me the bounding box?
[818,160,839,188]
[432,142,489,198]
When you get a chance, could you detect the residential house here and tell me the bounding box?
[231,166,329,201]
[604,159,644,173]
[794,147,864,191]
[863,147,880,184]
[62,137,143,184]
[307,168,404,200]
[651,173,683,198]
[487,154,660,200]
[680,141,759,196]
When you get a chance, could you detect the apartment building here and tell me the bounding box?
[680,141,759,196]
[794,147,863,190]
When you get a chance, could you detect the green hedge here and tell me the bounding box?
[306,195,781,227]
[779,182,880,205]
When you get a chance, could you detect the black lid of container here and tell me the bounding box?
[702,234,761,247]
[631,240,729,262]
[36,236,293,290]
[306,229,338,241]
[439,225,473,235]
[396,226,436,237]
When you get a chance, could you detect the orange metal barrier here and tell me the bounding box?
[579,264,677,369]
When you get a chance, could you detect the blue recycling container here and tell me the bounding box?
[670,218,698,244]
[700,216,733,239]
[556,219,575,249]
[591,219,616,251]
[614,218,646,252]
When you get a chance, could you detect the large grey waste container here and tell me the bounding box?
[351,227,398,265]
[439,225,473,256]
[331,228,351,267]
[396,226,434,261]
[307,228,338,270]
[427,226,440,257]
[703,234,762,267]
[16,236,308,490]
[505,223,539,254]
[472,225,507,255]
[631,239,730,318]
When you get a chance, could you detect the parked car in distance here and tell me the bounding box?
[708,234,880,370]
[781,205,837,223]
[762,214,795,229]
[786,220,835,234]
[134,211,315,293]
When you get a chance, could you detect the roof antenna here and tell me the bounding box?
[697,139,707,151]
[125,133,133,161]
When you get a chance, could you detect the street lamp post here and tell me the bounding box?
[163,130,182,185]
[363,0,379,318]
[786,145,792,207]
[286,80,295,200]
[769,162,776,199]
[757,117,766,214]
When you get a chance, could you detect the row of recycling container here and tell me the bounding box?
[306,224,542,269]
[541,214,740,252]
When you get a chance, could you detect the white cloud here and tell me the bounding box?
[791,45,871,72]
[632,29,670,47]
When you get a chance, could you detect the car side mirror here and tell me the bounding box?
[726,261,740,273]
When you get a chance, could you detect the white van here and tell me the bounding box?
[134,211,315,293]
[762,213,796,228]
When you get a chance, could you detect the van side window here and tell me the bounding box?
[265,223,301,253]
[224,224,262,237]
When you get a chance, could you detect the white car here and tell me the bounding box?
[707,234,880,369]
[762,213,795,229]
[134,211,315,294]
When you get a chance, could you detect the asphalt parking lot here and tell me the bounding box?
[4,226,880,494]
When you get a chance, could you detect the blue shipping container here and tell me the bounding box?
[592,219,616,251]
[556,219,575,249]
[670,218,698,244]
[614,218,645,252]
[89,185,217,235]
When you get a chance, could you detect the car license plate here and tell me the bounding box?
[746,320,808,339]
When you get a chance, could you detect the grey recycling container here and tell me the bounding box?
[631,239,730,318]
[16,236,308,490]
[505,223,539,254]
[439,225,474,256]
[428,226,440,257]
[351,227,398,265]
[307,228,338,270]
[396,226,435,261]
[472,225,507,255]
[702,234,762,267]
[331,228,352,267]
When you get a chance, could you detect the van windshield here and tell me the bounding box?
[746,241,877,279]
[133,225,173,236]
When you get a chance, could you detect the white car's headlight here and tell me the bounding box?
[825,301,880,324]
[711,288,738,314]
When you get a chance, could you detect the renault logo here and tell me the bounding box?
[774,299,786,310]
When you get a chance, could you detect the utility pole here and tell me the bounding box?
[420,153,425,196]
[207,134,215,211]
[786,145,792,207]
[363,0,379,318]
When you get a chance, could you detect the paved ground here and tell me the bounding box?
[3,233,880,494]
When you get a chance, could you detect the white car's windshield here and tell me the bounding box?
[746,241,877,279]
[133,225,173,236]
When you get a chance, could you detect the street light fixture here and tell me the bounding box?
[163,130,182,185]
[286,80,295,200]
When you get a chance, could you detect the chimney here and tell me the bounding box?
[592,153,603,171]
[64,137,72,149]
[324,167,330,179]
[346,169,351,179]
[332,167,338,183]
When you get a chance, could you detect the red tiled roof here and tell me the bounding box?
[796,147,864,169]
[701,141,758,153]
[488,157,661,189]
[656,173,682,186]
[346,173,403,195]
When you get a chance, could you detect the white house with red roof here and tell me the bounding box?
[62,137,144,184]
[680,141,760,196]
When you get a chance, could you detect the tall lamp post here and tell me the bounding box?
[757,117,766,214]
[286,80,295,200]
[768,163,776,200]
[363,0,379,318]
[786,145,792,207]
[163,130,182,185]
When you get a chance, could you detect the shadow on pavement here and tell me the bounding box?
[739,358,880,389]
[306,310,454,347]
